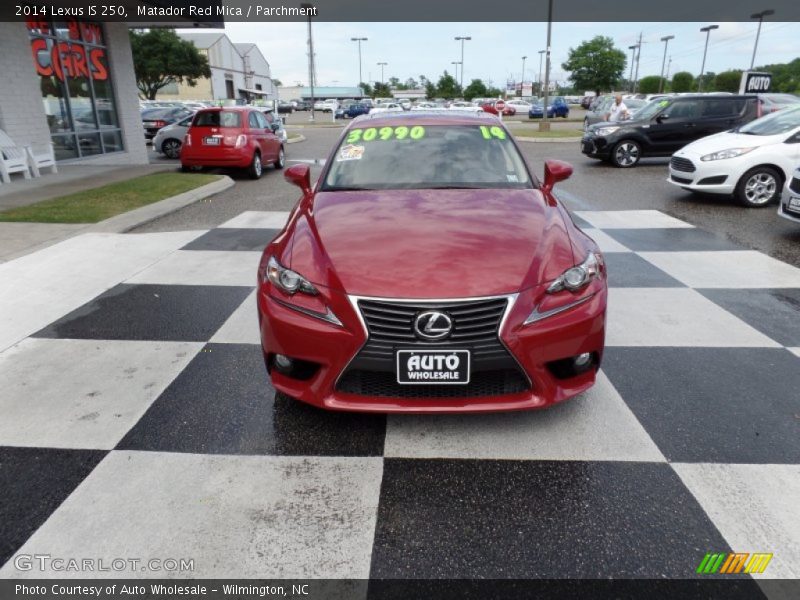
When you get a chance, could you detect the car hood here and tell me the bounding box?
[288,189,575,299]
[675,130,777,157]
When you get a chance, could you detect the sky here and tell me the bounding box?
[182,21,800,90]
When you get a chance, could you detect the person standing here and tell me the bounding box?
[606,94,629,122]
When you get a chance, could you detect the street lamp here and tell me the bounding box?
[350,37,367,89]
[521,55,527,96]
[537,49,545,93]
[451,61,461,84]
[750,9,775,69]
[698,24,719,92]
[628,44,637,92]
[300,3,316,122]
[658,35,674,93]
[454,36,471,89]
[377,61,388,85]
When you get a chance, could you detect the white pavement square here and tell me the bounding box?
[0,231,204,352]
[210,290,261,345]
[673,463,800,579]
[579,228,632,253]
[125,250,262,287]
[788,348,800,359]
[575,210,695,229]
[606,288,783,347]
[383,372,665,462]
[2,452,384,579]
[0,339,202,450]
[218,211,291,230]
[639,251,800,289]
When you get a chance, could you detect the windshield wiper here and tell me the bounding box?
[323,186,377,191]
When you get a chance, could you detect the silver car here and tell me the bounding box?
[152,114,194,159]
[778,166,800,224]
[583,97,647,129]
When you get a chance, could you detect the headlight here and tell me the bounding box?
[546,253,601,293]
[700,147,756,161]
[266,256,318,295]
[594,126,619,137]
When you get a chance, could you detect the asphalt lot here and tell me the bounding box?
[138,126,800,268]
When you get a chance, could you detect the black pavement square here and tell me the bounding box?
[0,447,106,568]
[605,253,685,288]
[33,284,252,342]
[180,228,280,252]
[601,347,800,463]
[116,343,386,457]
[698,289,800,347]
[603,228,742,252]
[370,459,733,579]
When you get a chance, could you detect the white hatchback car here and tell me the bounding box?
[668,105,800,207]
[152,114,194,159]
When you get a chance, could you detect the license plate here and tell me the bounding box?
[396,350,470,385]
[203,136,221,146]
[789,196,800,212]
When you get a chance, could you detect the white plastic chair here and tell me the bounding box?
[25,143,57,177]
[0,145,31,184]
[0,128,57,182]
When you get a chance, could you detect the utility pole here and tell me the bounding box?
[350,37,367,89]
[537,49,545,94]
[632,32,643,94]
[698,25,719,92]
[377,62,387,85]
[750,10,775,70]
[658,35,674,93]
[539,0,553,132]
[628,45,637,92]
[455,36,471,90]
[301,3,315,122]
[665,56,672,81]
[521,55,527,97]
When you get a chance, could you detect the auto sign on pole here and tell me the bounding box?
[496,98,505,121]
[739,71,772,94]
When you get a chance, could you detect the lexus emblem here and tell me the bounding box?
[413,311,453,340]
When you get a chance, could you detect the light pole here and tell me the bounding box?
[750,10,775,69]
[539,0,553,132]
[350,37,367,89]
[659,35,674,93]
[628,45,637,92]
[454,36,471,90]
[451,61,461,85]
[520,55,527,97]
[301,3,316,122]
[537,49,545,94]
[377,62,387,85]
[698,25,719,92]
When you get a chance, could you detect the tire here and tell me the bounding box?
[161,138,182,159]
[180,165,190,173]
[274,145,285,169]
[611,140,641,168]
[247,152,263,180]
[734,166,783,207]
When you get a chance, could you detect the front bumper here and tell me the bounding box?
[580,134,611,158]
[666,154,737,195]
[258,285,607,413]
[778,191,800,224]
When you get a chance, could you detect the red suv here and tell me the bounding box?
[180,107,285,179]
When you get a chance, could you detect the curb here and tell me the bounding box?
[90,175,235,233]
[515,137,582,144]
[0,175,234,262]
[286,135,306,144]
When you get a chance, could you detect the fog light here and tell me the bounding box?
[574,353,592,367]
[274,354,294,371]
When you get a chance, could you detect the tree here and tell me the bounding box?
[373,82,392,98]
[272,78,283,87]
[435,70,462,99]
[359,81,373,97]
[463,78,488,100]
[561,36,626,96]
[638,76,665,94]
[424,80,437,100]
[696,71,716,92]
[388,76,401,89]
[753,58,800,93]
[671,71,694,93]
[129,29,211,100]
[404,77,418,90]
[714,70,743,93]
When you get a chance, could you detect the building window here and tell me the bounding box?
[26,17,123,160]
[225,79,235,99]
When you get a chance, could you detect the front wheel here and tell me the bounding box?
[274,146,285,169]
[735,166,782,207]
[611,140,641,168]
[247,152,263,179]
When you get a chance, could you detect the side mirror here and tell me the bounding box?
[270,122,280,132]
[656,113,670,123]
[542,159,573,193]
[284,164,312,196]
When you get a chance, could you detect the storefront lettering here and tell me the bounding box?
[30,38,108,82]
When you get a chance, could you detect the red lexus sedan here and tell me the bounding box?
[180,107,285,179]
[257,112,607,413]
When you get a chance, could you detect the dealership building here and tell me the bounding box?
[0,10,222,167]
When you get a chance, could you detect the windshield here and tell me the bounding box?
[739,105,800,135]
[632,98,671,121]
[193,110,242,128]
[322,124,532,191]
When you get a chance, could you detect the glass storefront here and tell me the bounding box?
[26,18,123,160]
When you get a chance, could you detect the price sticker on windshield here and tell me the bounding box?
[346,126,425,143]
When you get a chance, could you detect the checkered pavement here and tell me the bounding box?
[1,208,799,586]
